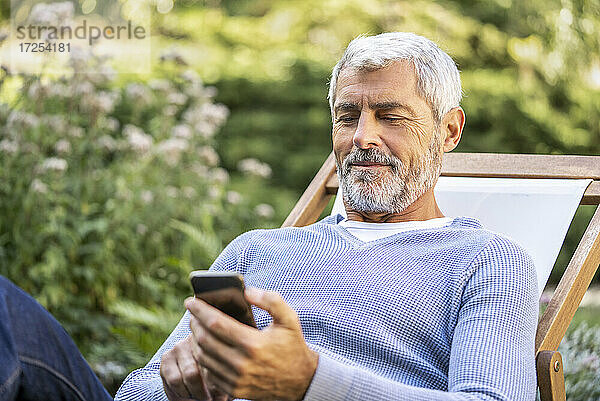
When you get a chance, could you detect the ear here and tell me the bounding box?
[440,106,465,153]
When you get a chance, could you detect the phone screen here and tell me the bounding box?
[190,272,257,328]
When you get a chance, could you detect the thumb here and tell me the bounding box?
[245,287,299,328]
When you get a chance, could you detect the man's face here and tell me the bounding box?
[332,60,443,214]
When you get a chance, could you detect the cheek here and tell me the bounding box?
[383,125,429,159]
[332,123,352,140]
[384,139,419,168]
[332,126,353,158]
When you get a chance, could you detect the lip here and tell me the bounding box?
[351,162,390,167]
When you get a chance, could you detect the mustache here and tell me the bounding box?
[341,148,402,173]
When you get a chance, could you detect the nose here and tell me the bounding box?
[353,111,382,149]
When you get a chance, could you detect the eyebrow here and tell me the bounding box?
[368,101,417,116]
[335,102,361,113]
[334,101,417,117]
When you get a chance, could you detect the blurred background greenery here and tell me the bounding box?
[0,0,599,397]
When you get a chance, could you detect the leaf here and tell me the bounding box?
[169,219,222,260]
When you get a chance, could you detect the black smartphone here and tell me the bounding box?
[189,271,257,328]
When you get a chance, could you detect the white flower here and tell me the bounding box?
[7,111,39,131]
[82,91,119,114]
[182,104,206,124]
[116,187,133,201]
[53,2,74,20]
[191,163,209,179]
[28,81,46,98]
[140,190,154,204]
[163,105,178,117]
[203,103,229,125]
[73,81,94,97]
[207,186,220,199]
[40,157,68,173]
[193,121,218,139]
[126,83,153,105]
[209,167,229,184]
[183,103,229,127]
[167,92,187,105]
[124,124,152,154]
[238,158,272,179]
[29,2,74,25]
[184,82,207,99]
[182,102,229,139]
[136,224,148,235]
[68,126,84,138]
[94,64,116,84]
[181,69,201,83]
[165,186,178,198]
[102,117,119,132]
[93,361,125,378]
[29,4,55,24]
[148,79,172,92]
[204,86,218,98]
[47,82,69,98]
[0,139,18,154]
[43,115,68,132]
[197,146,219,166]
[98,91,119,113]
[226,191,242,204]
[156,138,188,166]
[54,139,71,154]
[254,203,275,219]
[171,124,192,139]
[182,186,196,199]
[69,47,93,71]
[30,178,48,194]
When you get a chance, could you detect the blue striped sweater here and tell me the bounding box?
[115,214,538,401]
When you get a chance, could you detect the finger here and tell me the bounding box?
[189,346,236,398]
[185,297,254,346]
[160,351,194,400]
[176,350,210,399]
[206,368,235,398]
[244,287,299,328]
[190,316,246,376]
[200,344,240,389]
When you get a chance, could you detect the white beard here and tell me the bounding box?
[336,135,442,214]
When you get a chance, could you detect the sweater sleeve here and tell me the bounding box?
[114,230,258,401]
[302,235,539,401]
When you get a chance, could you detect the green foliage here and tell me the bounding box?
[559,322,600,400]
[0,52,277,391]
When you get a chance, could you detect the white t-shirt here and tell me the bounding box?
[338,217,454,242]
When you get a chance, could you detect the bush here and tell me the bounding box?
[559,322,600,400]
[0,50,276,391]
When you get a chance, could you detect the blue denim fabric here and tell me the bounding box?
[0,276,113,401]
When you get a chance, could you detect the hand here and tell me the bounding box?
[185,287,319,401]
[160,335,231,401]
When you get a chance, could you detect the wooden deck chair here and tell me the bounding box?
[282,152,600,401]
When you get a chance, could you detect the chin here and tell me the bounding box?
[343,185,411,214]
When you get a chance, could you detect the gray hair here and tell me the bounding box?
[328,32,462,123]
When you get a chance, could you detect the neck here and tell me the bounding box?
[344,188,444,223]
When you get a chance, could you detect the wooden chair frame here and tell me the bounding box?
[282,152,600,401]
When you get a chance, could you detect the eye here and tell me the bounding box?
[336,115,358,124]
[381,116,404,122]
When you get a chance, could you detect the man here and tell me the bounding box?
[115,32,539,401]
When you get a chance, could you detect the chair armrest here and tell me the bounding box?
[537,350,566,401]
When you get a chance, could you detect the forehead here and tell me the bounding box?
[334,60,428,112]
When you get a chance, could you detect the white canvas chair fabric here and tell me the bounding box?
[331,177,592,297]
